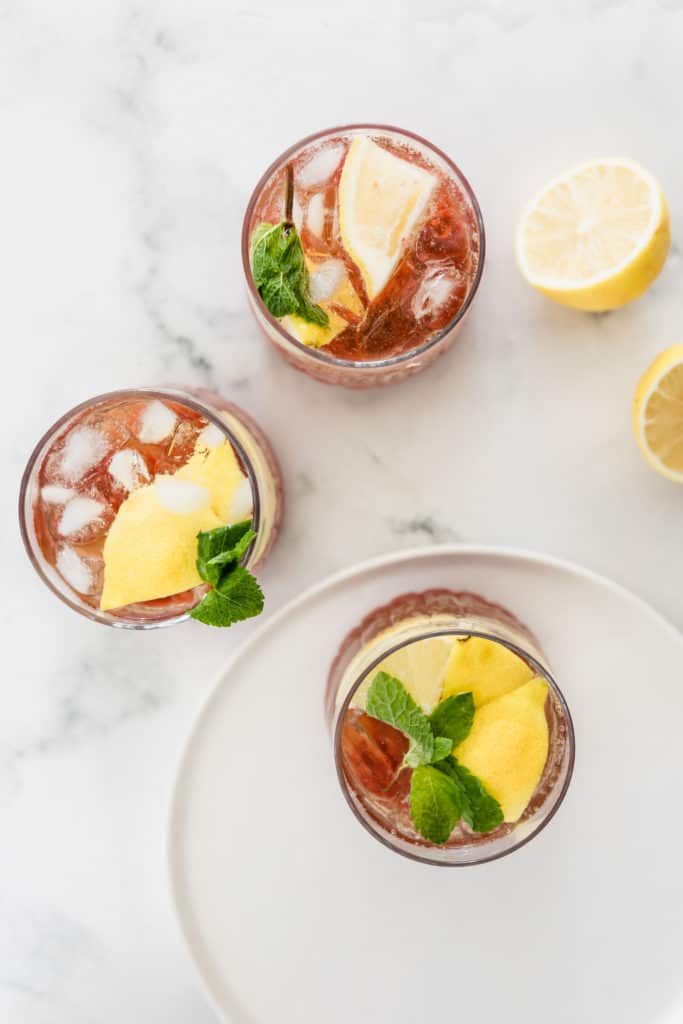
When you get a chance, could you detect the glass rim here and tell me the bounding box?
[18,386,262,630]
[241,122,486,372]
[333,624,576,867]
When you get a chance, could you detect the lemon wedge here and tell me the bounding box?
[352,634,454,713]
[633,344,683,482]
[339,135,436,299]
[442,637,534,707]
[455,677,549,823]
[177,437,244,520]
[100,488,223,610]
[100,440,246,609]
[517,158,670,311]
[282,255,362,348]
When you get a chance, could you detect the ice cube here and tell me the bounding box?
[309,259,346,303]
[411,267,464,321]
[297,143,345,191]
[59,496,105,537]
[228,477,253,523]
[155,476,210,514]
[59,427,109,482]
[197,422,225,450]
[56,545,95,594]
[108,449,150,492]
[137,400,177,443]
[306,192,325,238]
[41,484,75,504]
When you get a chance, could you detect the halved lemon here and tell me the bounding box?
[338,135,436,300]
[352,633,454,713]
[633,344,683,482]
[517,158,670,311]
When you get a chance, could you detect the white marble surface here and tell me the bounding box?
[2,1,682,1020]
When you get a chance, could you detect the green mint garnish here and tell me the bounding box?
[250,221,329,327]
[428,692,475,748]
[431,735,455,762]
[409,765,466,845]
[190,521,264,628]
[364,672,502,844]
[195,521,256,586]
[433,758,503,833]
[365,671,449,768]
[409,765,465,845]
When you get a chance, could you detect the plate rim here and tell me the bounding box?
[166,543,682,1023]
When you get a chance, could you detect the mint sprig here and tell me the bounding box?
[365,672,453,768]
[195,521,256,586]
[250,221,329,327]
[364,673,503,845]
[190,521,264,628]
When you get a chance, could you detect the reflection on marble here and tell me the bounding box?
[2,0,682,1019]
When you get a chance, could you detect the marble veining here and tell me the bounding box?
[2,0,683,1020]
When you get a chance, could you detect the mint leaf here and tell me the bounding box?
[261,272,300,319]
[251,223,280,285]
[299,299,329,327]
[206,528,255,571]
[409,765,464,845]
[365,672,434,768]
[428,692,475,748]
[192,522,264,628]
[434,758,503,834]
[196,521,255,586]
[250,220,329,327]
[191,566,264,627]
[452,762,503,833]
[430,736,454,763]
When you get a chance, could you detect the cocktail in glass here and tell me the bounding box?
[327,589,574,865]
[19,387,283,628]
[243,125,484,387]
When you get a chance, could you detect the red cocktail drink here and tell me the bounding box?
[20,388,283,627]
[243,125,484,387]
[327,590,574,865]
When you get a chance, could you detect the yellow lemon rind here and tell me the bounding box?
[633,343,683,483]
[516,158,670,312]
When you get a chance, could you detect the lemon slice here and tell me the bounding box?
[455,677,549,822]
[517,158,670,311]
[633,344,683,482]
[339,136,436,299]
[352,634,454,713]
[442,637,534,707]
[100,441,246,609]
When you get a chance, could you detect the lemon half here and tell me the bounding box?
[633,344,683,482]
[517,158,670,311]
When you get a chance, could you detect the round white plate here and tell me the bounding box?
[169,546,683,1024]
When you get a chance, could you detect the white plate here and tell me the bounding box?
[169,546,683,1024]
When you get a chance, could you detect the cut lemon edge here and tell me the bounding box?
[516,158,670,310]
[633,344,683,483]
